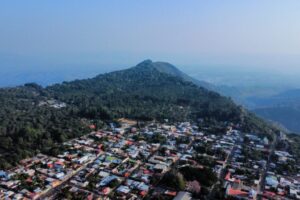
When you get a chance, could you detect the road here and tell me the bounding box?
[207,134,241,199]
[37,153,103,200]
[257,134,278,200]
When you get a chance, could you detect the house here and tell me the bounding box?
[128,150,139,158]
[226,186,248,198]
[173,191,192,200]
[99,175,117,187]
[263,137,269,145]
[76,155,89,164]
[266,175,279,188]
[54,161,65,170]
[116,185,130,194]
[99,171,110,178]
[25,169,35,176]
[55,172,65,180]
[102,187,111,195]
[0,171,8,180]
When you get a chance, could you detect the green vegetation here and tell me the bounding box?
[0,84,90,169]
[48,61,243,123]
[240,145,268,161]
[0,60,277,169]
[107,178,120,188]
[11,173,45,192]
[179,166,217,187]
[146,133,167,144]
[159,166,217,198]
[194,155,218,167]
[285,133,300,164]
[86,173,101,191]
[160,170,186,190]
[57,186,91,200]
[194,143,227,160]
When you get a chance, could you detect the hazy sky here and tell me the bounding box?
[1,0,300,85]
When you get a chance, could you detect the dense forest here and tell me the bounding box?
[0,84,90,168]
[0,60,277,169]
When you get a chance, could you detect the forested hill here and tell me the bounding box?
[0,60,276,168]
[145,60,214,90]
[47,59,277,134]
[47,60,241,122]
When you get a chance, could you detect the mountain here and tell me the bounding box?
[48,59,276,136]
[126,60,248,105]
[249,89,300,108]
[0,60,276,168]
[251,89,300,133]
[146,60,300,134]
[254,106,300,133]
[144,60,214,90]
[47,60,242,122]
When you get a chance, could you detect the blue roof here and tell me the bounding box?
[0,170,7,177]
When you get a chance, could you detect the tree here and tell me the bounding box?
[180,166,217,187]
[160,170,186,190]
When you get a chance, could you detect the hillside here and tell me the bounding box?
[251,89,300,133]
[254,106,300,133]
[249,89,300,108]
[47,60,242,122]
[0,60,276,168]
[146,60,214,90]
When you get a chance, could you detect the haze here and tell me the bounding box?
[1,0,300,87]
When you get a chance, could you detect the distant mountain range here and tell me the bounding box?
[250,89,300,133]
[249,89,300,108]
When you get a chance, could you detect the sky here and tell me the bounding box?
[1,0,300,86]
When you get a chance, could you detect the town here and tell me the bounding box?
[0,119,299,200]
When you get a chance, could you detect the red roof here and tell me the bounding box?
[26,177,33,183]
[89,125,96,129]
[263,191,276,197]
[124,172,130,177]
[234,178,241,183]
[225,172,241,183]
[165,190,177,196]
[30,193,38,198]
[225,172,231,181]
[87,194,93,200]
[227,188,248,196]
[140,191,147,196]
[102,187,110,195]
[126,140,134,145]
[55,161,64,166]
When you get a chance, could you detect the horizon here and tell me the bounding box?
[1,1,300,86]
[1,59,300,90]
[1,1,300,91]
